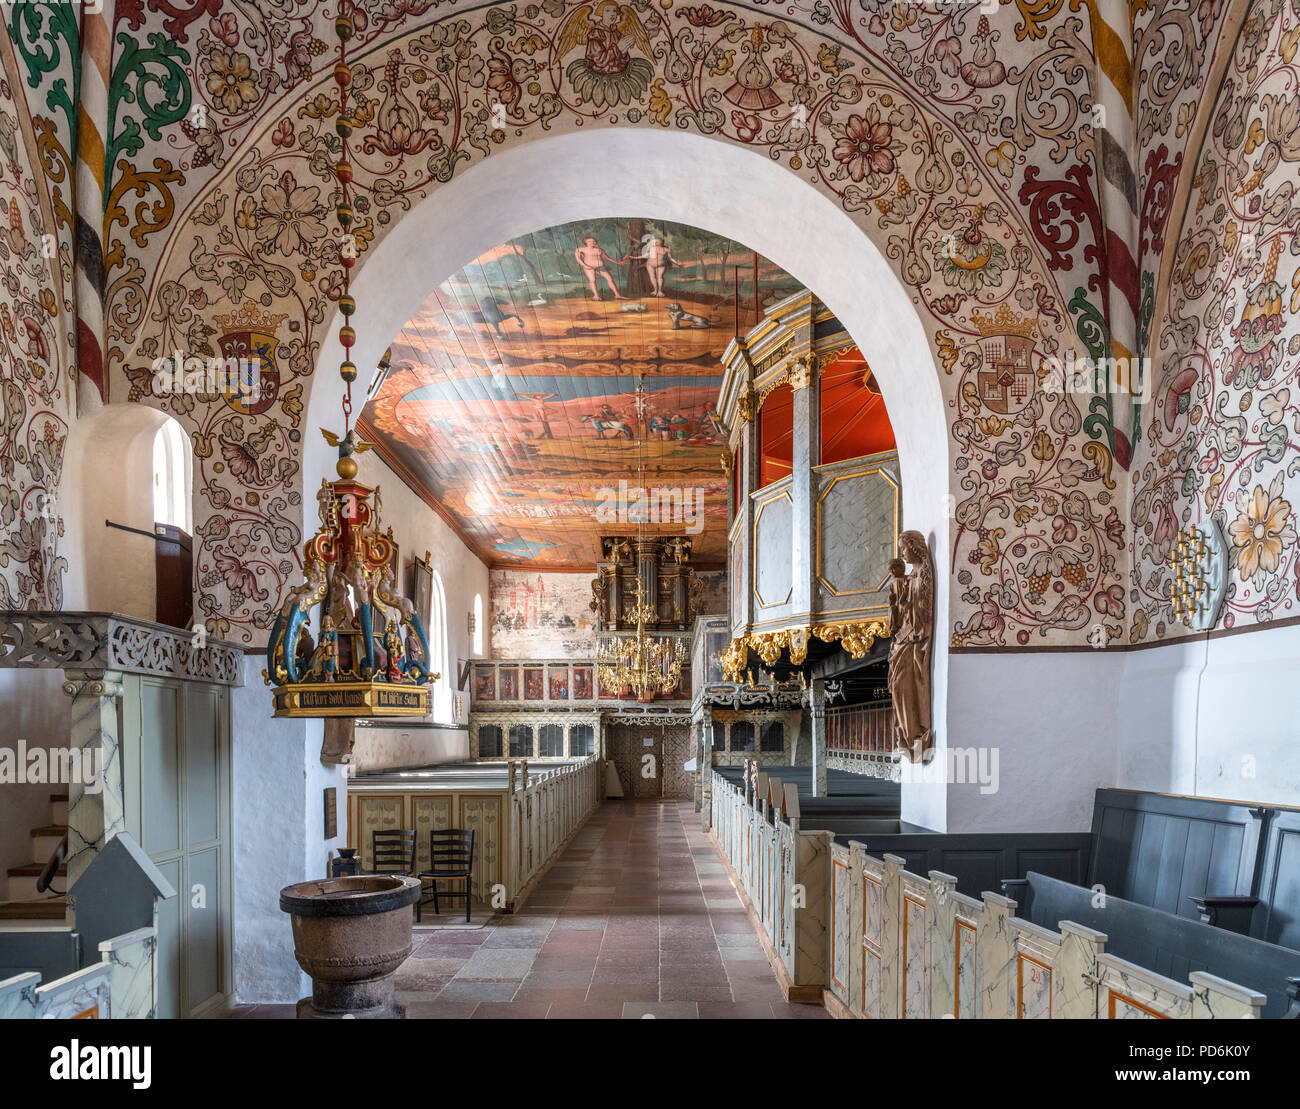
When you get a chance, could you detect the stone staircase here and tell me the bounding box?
[0,792,68,921]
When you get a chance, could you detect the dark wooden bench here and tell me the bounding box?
[1005,871,1300,1019]
[837,831,1091,897]
[1088,788,1300,949]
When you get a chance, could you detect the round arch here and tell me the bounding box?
[60,402,192,621]
[302,127,950,821]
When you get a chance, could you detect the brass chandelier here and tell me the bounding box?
[595,419,687,702]
[596,582,687,702]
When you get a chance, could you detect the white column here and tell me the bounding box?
[61,669,126,886]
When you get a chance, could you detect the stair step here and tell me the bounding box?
[7,864,66,877]
[29,826,66,837]
[0,898,67,921]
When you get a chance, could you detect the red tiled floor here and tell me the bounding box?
[226,800,827,1020]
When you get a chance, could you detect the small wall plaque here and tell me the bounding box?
[324,787,337,840]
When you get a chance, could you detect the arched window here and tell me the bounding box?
[152,418,192,533]
[430,570,451,720]
[472,593,484,654]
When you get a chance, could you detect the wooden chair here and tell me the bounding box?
[368,829,415,877]
[416,829,475,923]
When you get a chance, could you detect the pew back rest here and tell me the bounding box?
[1088,788,1300,948]
[844,833,1090,899]
[1016,871,1300,1019]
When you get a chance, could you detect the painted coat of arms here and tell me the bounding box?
[971,305,1037,416]
[214,302,287,416]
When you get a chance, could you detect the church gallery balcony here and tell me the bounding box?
[715,293,901,678]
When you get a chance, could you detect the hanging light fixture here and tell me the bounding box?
[263,6,436,718]
[595,431,687,702]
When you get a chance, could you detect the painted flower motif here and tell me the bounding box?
[931,210,1009,295]
[1149,494,1180,566]
[235,196,257,231]
[1051,514,1077,543]
[204,47,259,115]
[1104,506,1124,546]
[1228,474,1296,579]
[256,176,326,257]
[209,13,240,47]
[271,119,295,148]
[1094,584,1125,619]
[832,109,900,184]
[1260,387,1290,425]
[731,111,761,142]
[984,141,1015,177]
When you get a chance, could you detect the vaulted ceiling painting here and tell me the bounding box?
[359,217,809,569]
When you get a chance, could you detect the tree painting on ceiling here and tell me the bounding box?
[359,217,806,569]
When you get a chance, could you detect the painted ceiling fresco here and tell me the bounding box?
[359,217,803,569]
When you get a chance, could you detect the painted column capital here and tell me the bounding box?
[61,669,125,700]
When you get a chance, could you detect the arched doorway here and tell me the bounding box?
[300,128,950,827]
[61,404,195,629]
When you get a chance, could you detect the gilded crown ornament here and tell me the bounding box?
[263,5,436,718]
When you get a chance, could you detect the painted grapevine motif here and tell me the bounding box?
[1134,0,1300,641]
[0,0,1137,645]
[0,5,78,610]
[108,0,1127,648]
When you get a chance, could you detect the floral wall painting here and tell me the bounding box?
[1133,0,1300,644]
[7,0,1300,657]
[57,0,1121,650]
[0,12,77,612]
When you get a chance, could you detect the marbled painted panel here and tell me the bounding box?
[831,855,851,997]
[98,928,157,1020]
[956,920,977,1019]
[1017,954,1053,1020]
[816,466,898,598]
[901,892,928,1019]
[753,493,794,609]
[1097,954,1191,1019]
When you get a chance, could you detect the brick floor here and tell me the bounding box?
[225,800,830,1020]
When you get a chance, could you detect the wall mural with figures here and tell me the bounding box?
[0,0,1283,657]
[1133,0,1300,642]
[360,217,785,569]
